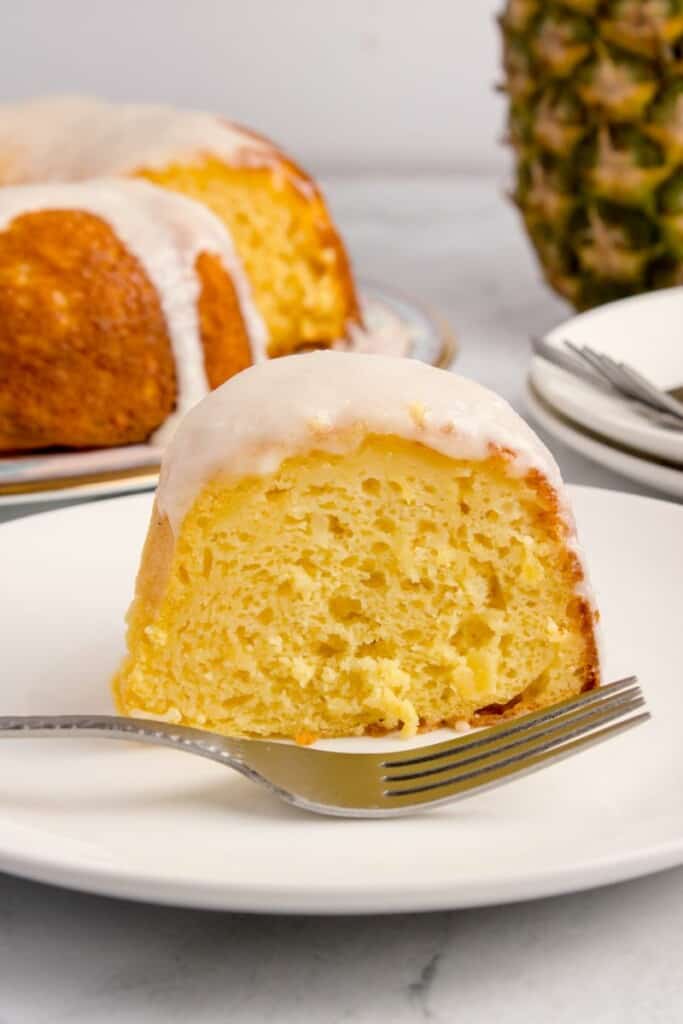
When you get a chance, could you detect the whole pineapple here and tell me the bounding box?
[500,0,683,309]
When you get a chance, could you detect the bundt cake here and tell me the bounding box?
[0,179,267,450]
[113,352,600,742]
[0,96,360,356]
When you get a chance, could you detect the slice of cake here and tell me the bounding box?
[113,352,600,740]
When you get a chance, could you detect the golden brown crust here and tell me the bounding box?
[271,150,361,334]
[111,498,175,710]
[0,209,177,451]
[470,464,599,725]
[0,212,257,452]
[314,210,362,334]
[132,500,175,613]
[195,251,253,387]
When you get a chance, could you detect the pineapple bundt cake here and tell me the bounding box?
[113,352,600,741]
[0,96,360,356]
[0,179,267,450]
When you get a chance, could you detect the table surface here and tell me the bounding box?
[1,175,681,1023]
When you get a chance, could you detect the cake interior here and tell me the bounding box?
[114,436,596,740]
[137,160,356,355]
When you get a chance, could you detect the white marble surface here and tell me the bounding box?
[1,176,681,1022]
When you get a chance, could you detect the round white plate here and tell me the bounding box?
[0,487,681,913]
[526,384,683,501]
[0,281,457,509]
[532,287,683,464]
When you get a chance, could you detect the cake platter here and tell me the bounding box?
[0,484,681,913]
[0,281,457,508]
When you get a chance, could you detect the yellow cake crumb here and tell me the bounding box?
[113,436,597,741]
[137,160,359,356]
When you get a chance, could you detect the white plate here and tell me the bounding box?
[0,282,457,508]
[532,287,683,464]
[0,487,681,913]
[526,384,683,501]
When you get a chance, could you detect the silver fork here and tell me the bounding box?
[0,677,648,817]
[566,342,683,421]
[531,337,683,431]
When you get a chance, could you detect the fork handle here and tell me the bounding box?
[0,714,250,769]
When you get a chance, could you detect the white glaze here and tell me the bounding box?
[0,179,268,440]
[159,351,567,528]
[337,300,412,358]
[0,96,313,197]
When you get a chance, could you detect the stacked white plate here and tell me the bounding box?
[526,288,683,500]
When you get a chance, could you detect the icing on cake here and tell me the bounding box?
[0,178,268,442]
[0,96,313,196]
[159,351,568,530]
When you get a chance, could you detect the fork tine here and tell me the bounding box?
[566,344,654,408]
[561,341,683,426]
[385,690,645,792]
[383,710,650,808]
[579,347,649,404]
[383,676,638,770]
[384,690,644,783]
[595,352,665,408]
[580,346,683,419]
[536,341,683,429]
[532,337,612,390]
[564,341,618,385]
[617,362,683,420]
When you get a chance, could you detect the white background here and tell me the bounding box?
[2,0,505,175]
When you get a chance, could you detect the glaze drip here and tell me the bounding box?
[0,178,268,441]
[158,351,566,530]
